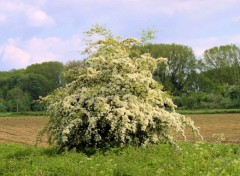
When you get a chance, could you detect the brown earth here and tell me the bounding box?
[186,114,240,144]
[0,114,239,146]
[0,116,48,147]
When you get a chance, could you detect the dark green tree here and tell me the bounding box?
[6,87,30,112]
[26,61,64,89]
[19,73,52,100]
[132,44,198,96]
[200,44,240,86]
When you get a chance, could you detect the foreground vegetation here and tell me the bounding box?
[0,142,239,175]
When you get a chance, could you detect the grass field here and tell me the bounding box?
[0,142,240,175]
[177,109,240,114]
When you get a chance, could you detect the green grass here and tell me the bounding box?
[0,142,239,176]
[176,109,240,114]
[0,111,45,117]
[2,109,240,117]
[1,109,239,117]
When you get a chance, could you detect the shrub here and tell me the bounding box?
[0,103,6,112]
[39,26,201,151]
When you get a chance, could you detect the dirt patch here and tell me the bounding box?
[185,114,240,144]
[0,114,240,146]
[0,116,48,146]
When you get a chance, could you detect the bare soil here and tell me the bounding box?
[186,114,240,144]
[0,116,48,146]
[0,114,239,146]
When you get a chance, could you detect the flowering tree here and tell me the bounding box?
[40,26,201,151]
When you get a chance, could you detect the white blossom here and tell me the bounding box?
[40,26,201,150]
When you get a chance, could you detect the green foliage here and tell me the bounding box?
[0,111,45,117]
[176,109,240,114]
[227,85,240,101]
[141,28,158,44]
[200,44,240,86]
[20,73,52,99]
[40,26,201,151]
[64,60,87,83]
[0,37,239,112]
[132,43,198,96]
[0,142,240,175]
[174,92,236,110]
[0,103,6,112]
[0,62,64,112]
[6,87,31,112]
[26,61,64,89]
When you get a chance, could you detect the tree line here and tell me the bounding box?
[0,43,239,112]
[134,43,240,109]
[0,61,64,112]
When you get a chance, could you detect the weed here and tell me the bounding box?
[0,142,239,175]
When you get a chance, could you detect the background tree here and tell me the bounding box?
[140,28,158,44]
[26,61,64,89]
[132,44,198,96]
[0,98,6,112]
[200,44,240,86]
[19,73,52,100]
[6,87,30,112]
[64,60,87,83]
[0,62,64,112]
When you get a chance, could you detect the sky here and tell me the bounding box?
[0,0,240,71]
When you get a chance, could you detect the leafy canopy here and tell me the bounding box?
[40,25,201,151]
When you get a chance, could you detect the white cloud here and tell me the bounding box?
[56,0,239,17]
[1,0,240,70]
[27,10,55,27]
[0,1,55,28]
[23,35,83,63]
[0,35,84,70]
[0,1,24,12]
[0,0,47,12]
[0,14,7,22]
[126,0,239,19]
[233,16,240,22]
[1,44,31,70]
[181,34,240,56]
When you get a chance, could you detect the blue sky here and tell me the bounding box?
[1,0,240,71]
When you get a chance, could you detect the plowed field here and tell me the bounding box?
[0,116,48,146]
[186,114,240,144]
[0,114,240,146]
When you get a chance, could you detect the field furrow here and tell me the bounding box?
[0,114,240,146]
